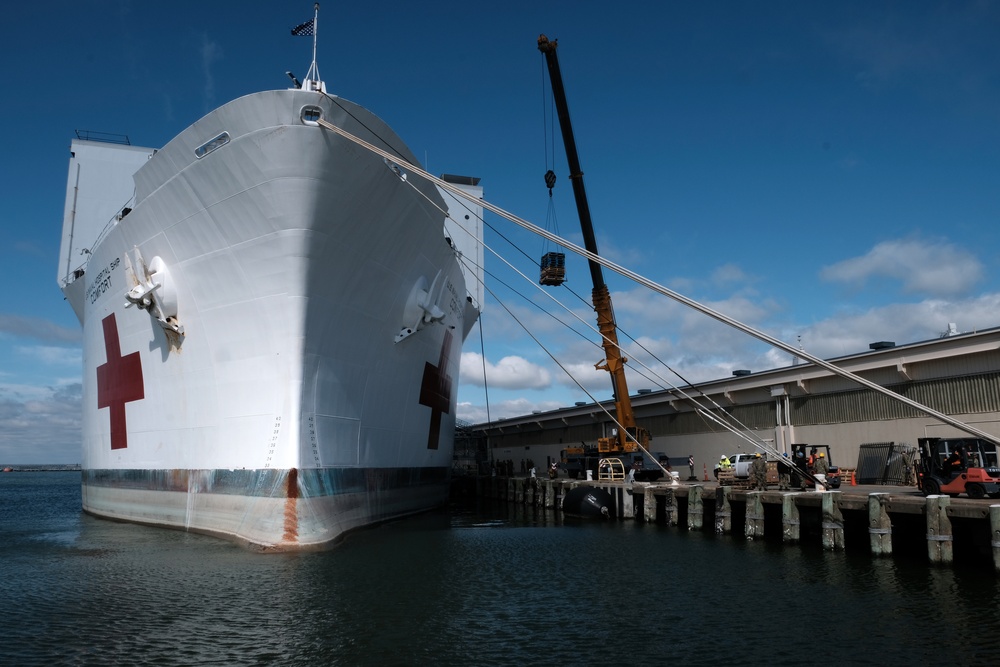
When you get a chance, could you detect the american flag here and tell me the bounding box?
[291,18,314,36]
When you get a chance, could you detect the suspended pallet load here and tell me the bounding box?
[538,167,566,286]
[539,251,565,286]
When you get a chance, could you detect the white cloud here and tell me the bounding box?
[461,230,999,427]
[460,263,1000,425]
[0,383,81,464]
[820,238,983,297]
[16,345,81,366]
[710,263,752,286]
[0,314,81,343]
[553,360,613,394]
[457,397,565,424]
[796,293,1000,360]
[459,352,552,390]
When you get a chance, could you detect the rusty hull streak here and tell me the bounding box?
[282,467,299,544]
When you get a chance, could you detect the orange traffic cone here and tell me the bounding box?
[851,470,857,486]
[703,464,709,482]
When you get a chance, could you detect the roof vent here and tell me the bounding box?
[869,341,895,350]
[574,402,587,406]
[732,369,752,377]
[637,389,652,395]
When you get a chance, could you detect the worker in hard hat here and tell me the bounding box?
[714,454,731,481]
[814,450,830,491]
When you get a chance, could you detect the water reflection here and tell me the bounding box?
[4,474,1000,666]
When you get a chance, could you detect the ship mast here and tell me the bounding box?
[292,3,325,93]
[537,34,648,454]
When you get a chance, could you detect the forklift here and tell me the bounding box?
[917,437,1000,499]
[789,444,841,489]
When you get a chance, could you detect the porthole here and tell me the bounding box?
[195,132,230,159]
[301,105,322,126]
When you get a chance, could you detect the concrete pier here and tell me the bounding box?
[687,485,704,531]
[782,493,801,543]
[821,491,845,550]
[464,475,1000,572]
[715,486,732,534]
[745,491,765,540]
[926,495,953,565]
[991,506,1000,572]
[868,493,892,557]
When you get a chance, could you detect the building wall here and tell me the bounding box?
[479,332,1000,477]
[643,374,1000,472]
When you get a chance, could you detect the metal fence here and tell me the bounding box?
[856,442,915,485]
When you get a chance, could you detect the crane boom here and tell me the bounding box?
[538,34,648,454]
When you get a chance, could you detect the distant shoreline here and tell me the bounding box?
[1,465,81,472]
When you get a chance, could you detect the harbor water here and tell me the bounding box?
[3,471,1000,666]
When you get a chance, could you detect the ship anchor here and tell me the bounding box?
[395,271,448,343]
[124,247,185,347]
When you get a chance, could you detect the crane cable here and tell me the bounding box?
[316,116,1000,451]
[393,162,778,477]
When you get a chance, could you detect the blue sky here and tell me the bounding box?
[3,2,1000,463]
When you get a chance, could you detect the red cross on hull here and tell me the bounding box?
[96,313,145,450]
[418,330,454,450]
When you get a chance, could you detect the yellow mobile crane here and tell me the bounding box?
[538,35,651,462]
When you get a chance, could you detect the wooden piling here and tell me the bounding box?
[687,485,704,531]
[926,495,953,565]
[782,493,800,543]
[745,491,765,540]
[821,491,845,550]
[868,493,892,557]
[715,486,732,534]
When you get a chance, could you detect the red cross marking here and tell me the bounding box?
[96,313,144,450]
[418,329,454,450]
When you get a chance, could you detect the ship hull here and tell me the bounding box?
[81,467,449,550]
[63,89,475,549]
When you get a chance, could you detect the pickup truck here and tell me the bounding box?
[713,453,757,479]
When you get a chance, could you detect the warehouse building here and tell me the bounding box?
[473,327,1000,475]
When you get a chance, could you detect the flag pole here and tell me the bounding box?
[311,3,319,80]
[292,3,323,91]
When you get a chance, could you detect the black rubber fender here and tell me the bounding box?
[562,486,613,518]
